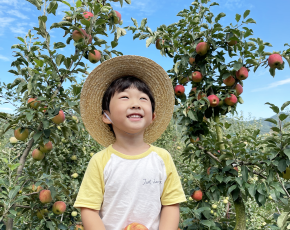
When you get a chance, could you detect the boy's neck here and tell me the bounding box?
[112,140,150,156]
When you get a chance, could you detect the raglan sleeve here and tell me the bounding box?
[73,154,104,211]
[160,151,187,206]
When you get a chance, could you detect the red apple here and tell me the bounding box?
[28,98,40,109]
[52,201,67,215]
[189,57,195,64]
[72,29,86,42]
[32,149,45,161]
[234,167,238,172]
[14,128,29,141]
[207,95,220,107]
[192,71,202,82]
[224,94,237,106]
[39,190,52,204]
[174,85,185,97]
[88,50,101,64]
[268,54,283,68]
[83,11,93,20]
[75,225,84,230]
[236,67,248,80]
[124,223,148,230]
[156,39,165,50]
[190,137,199,143]
[39,141,53,153]
[196,42,209,56]
[235,84,243,95]
[52,110,65,124]
[191,190,203,201]
[223,76,235,86]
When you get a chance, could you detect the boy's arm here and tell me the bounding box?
[158,204,180,230]
[80,208,106,230]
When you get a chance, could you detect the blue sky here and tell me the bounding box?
[0,0,289,120]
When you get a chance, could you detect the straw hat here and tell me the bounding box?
[80,55,175,147]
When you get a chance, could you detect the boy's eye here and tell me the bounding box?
[121,96,147,100]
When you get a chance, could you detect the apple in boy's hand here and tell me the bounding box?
[124,222,148,230]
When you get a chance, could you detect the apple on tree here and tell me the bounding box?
[235,84,243,95]
[32,149,45,161]
[223,76,235,86]
[52,201,67,215]
[207,95,220,107]
[268,53,283,68]
[14,128,29,141]
[71,173,78,178]
[189,57,195,64]
[174,85,185,97]
[39,141,53,153]
[191,71,203,82]
[155,38,165,50]
[9,137,18,144]
[224,94,237,106]
[236,67,248,80]
[196,42,209,56]
[109,10,121,24]
[39,190,52,204]
[191,190,203,201]
[197,92,206,100]
[88,50,101,63]
[71,211,78,217]
[83,11,94,20]
[28,98,40,109]
[52,110,65,124]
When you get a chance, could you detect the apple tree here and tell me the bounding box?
[125,0,290,229]
[0,0,133,229]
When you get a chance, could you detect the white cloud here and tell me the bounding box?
[0,107,13,111]
[0,54,9,61]
[113,0,157,16]
[252,78,290,92]
[8,9,29,19]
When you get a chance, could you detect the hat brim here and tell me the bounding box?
[80,55,175,147]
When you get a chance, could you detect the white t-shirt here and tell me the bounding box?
[73,144,187,230]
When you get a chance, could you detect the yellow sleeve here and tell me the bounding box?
[73,154,104,211]
[161,151,187,206]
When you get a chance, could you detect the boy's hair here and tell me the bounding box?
[102,76,156,136]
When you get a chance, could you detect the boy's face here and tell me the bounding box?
[102,86,156,135]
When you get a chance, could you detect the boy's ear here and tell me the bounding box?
[151,112,157,124]
[102,111,112,124]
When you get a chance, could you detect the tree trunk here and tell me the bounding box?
[6,218,13,230]
[234,196,246,230]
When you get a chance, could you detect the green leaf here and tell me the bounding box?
[146,36,155,48]
[281,101,290,111]
[9,210,17,216]
[243,10,250,19]
[284,149,290,160]
[215,12,226,23]
[56,54,64,66]
[26,0,42,10]
[49,186,57,199]
[200,220,215,228]
[233,62,243,71]
[53,42,66,49]
[140,18,147,29]
[8,186,21,199]
[277,212,290,228]
[80,19,90,27]
[245,18,256,24]
[238,96,244,104]
[271,127,280,133]
[235,14,241,22]
[125,0,131,4]
[131,18,138,28]
[47,1,58,15]
[57,224,67,230]
[95,19,107,25]
[279,114,288,121]
[265,102,279,114]
[241,165,248,182]
[76,0,82,7]
[33,131,42,142]
[264,118,277,125]
[278,159,287,173]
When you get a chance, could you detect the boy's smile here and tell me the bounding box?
[102,86,156,136]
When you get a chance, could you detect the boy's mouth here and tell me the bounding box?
[127,114,143,121]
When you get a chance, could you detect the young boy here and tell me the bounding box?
[73,55,187,230]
